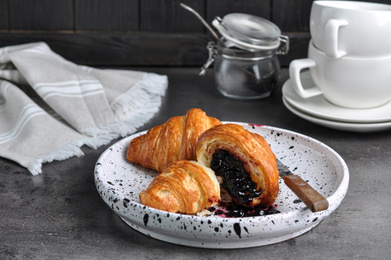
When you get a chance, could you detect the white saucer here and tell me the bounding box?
[282,71,391,123]
[283,97,391,133]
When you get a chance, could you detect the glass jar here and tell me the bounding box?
[199,13,289,100]
[213,41,281,100]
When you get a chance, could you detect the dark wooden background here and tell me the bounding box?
[0,0,389,67]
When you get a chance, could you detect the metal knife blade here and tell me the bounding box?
[277,159,329,212]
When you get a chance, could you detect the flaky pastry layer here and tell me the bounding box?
[127,108,221,172]
[196,124,279,207]
[139,160,220,214]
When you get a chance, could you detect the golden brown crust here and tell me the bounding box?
[127,108,221,172]
[139,160,220,214]
[196,124,279,207]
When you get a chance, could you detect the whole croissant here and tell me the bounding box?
[139,160,220,214]
[127,108,221,172]
[196,124,279,208]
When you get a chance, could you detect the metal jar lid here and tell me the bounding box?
[212,13,289,54]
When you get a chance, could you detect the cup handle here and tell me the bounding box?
[324,19,348,58]
[289,58,322,98]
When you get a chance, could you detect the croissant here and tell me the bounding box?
[196,124,279,208]
[127,108,221,172]
[139,160,221,214]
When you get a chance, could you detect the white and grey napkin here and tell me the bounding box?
[0,42,168,175]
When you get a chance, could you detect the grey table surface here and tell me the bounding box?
[1,67,390,260]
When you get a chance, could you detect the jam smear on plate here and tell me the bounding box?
[208,202,280,218]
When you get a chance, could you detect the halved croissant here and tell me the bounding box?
[139,160,220,214]
[196,124,279,208]
[127,108,221,172]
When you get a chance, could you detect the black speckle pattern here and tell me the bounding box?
[233,223,241,238]
[143,214,149,226]
[94,123,349,249]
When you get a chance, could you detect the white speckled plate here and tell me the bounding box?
[94,123,349,248]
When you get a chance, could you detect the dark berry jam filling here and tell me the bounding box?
[208,202,280,218]
[210,149,262,205]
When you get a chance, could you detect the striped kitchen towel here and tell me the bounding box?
[0,42,168,175]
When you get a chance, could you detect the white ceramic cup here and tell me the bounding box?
[310,1,391,58]
[289,41,391,109]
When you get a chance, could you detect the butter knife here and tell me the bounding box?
[277,159,329,212]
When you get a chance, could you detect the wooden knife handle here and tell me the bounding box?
[284,174,329,212]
